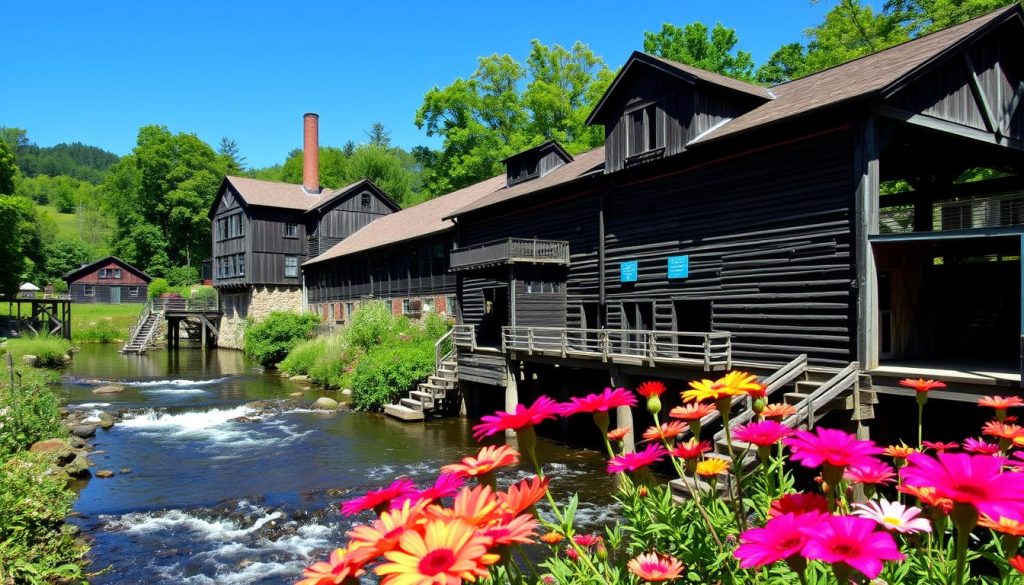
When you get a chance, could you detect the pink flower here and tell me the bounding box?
[564,546,579,560]
[735,512,821,568]
[472,396,561,440]
[734,421,794,447]
[770,493,828,518]
[573,534,599,547]
[394,473,464,507]
[341,478,416,516]
[561,387,637,416]
[899,378,946,393]
[627,552,685,582]
[922,441,959,453]
[901,452,1024,520]
[785,428,883,470]
[670,438,711,460]
[799,515,904,579]
[963,437,1000,455]
[853,499,933,534]
[844,460,897,486]
[607,443,667,473]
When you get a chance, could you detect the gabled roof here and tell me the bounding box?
[500,140,574,164]
[586,51,774,125]
[210,176,400,217]
[304,174,509,265]
[307,179,401,214]
[62,256,152,283]
[693,3,1023,145]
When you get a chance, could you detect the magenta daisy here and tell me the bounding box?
[735,512,821,568]
[785,428,883,471]
[341,478,417,516]
[733,420,794,447]
[963,437,1000,455]
[799,515,904,580]
[843,460,897,486]
[900,452,1024,521]
[607,443,668,474]
[561,387,638,416]
[471,395,561,440]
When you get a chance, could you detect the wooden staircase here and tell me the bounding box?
[384,329,461,421]
[671,357,876,499]
[121,301,159,354]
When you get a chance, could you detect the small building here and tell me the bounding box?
[63,256,151,303]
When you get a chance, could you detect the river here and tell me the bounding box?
[60,344,618,584]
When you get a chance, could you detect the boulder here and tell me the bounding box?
[61,353,73,365]
[341,388,352,396]
[63,454,92,478]
[93,385,124,394]
[96,412,115,429]
[94,470,115,478]
[68,436,87,449]
[29,438,76,465]
[21,354,37,366]
[311,397,339,411]
[71,424,97,438]
[280,372,291,378]
[290,375,309,383]
[288,392,303,397]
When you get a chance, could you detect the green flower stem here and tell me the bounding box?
[718,401,749,531]
[916,392,926,449]
[658,425,725,549]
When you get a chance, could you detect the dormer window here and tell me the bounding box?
[361,193,371,207]
[502,140,574,188]
[627,103,659,157]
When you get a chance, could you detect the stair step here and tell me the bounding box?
[419,382,451,392]
[384,403,425,421]
[432,370,457,381]
[410,390,437,402]
[794,380,822,394]
[426,377,456,389]
[784,392,811,405]
[400,398,426,411]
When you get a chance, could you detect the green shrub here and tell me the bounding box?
[279,336,328,376]
[351,339,435,411]
[309,337,361,390]
[343,301,398,350]
[0,453,87,584]
[148,277,170,298]
[243,311,321,367]
[73,318,122,343]
[0,380,66,460]
[166,264,199,287]
[10,336,72,369]
[190,286,218,303]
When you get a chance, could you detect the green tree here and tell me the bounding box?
[280,146,349,188]
[801,0,911,74]
[39,236,93,285]
[103,126,226,274]
[415,40,613,196]
[643,22,756,81]
[0,140,16,195]
[0,196,38,296]
[347,145,415,205]
[885,0,1014,34]
[365,123,391,148]
[218,136,247,174]
[755,43,808,85]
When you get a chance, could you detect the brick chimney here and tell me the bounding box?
[302,112,320,195]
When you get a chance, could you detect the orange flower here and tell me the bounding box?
[760,403,797,421]
[899,378,946,393]
[883,444,917,460]
[642,421,689,442]
[746,383,767,400]
[376,519,499,585]
[498,476,549,517]
[426,484,501,527]
[636,381,667,398]
[982,420,1024,441]
[627,552,684,582]
[607,427,631,441]
[441,445,519,479]
[297,547,365,585]
[978,515,1024,536]
[682,371,762,403]
[695,458,730,477]
[1011,555,1024,575]
[481,513,538,545]
[978,396,1024,410]
[898,485,953,515]
[347,500,429,565]
[540,531,564,545]
[668,402,716,421]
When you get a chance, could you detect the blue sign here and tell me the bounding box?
[667,255,690,279]
[620,261,638,283]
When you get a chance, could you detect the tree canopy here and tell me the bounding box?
[643,22,756,82]
[0,127,118,184]
[414,40,614,196]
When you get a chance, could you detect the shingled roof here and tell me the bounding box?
[219,176,399,214]
[304,174,508,265]
[694,4,1021,144]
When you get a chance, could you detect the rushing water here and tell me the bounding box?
[61,344,617,584]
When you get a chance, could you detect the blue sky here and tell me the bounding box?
[1,1,835,169]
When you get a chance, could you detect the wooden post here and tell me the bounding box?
[610,366,634,454]
[504,359,520,447]
[854,113,880,369]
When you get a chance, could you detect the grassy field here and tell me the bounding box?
[0,302,142,344]
[35,204,112,254]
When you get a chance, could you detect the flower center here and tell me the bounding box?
[953,483,987,499]
[779,537,802,550]
[418,549,456,576]
[831,541,858,556]
[882,516,903,526]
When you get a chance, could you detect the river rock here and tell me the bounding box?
[63,453,92,478]
[68,436,87,449]
[21,354,37,366]
[290,375,309,383]
[279,372,291,378]
[96,412,115,429]
[95,470,115,478]
[61,353,73,365]
[71,424,97,438]
[311,397,339,410]
[288,392,303,397]
[29,438,76,465]
[341,388,352,396]
[93,384,125,394]
[120,467,132,474]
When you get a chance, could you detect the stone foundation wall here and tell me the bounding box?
[217,286,303,350]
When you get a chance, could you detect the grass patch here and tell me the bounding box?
[3,336,73,369]
[71,303,142,343]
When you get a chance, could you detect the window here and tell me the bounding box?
[84,285,95,297]
[361,193,371,207]
[285,255,298,277]
[445,295,456,316]
[99,269,107,279]
[129,287,139,297]
[626,103,659,157]
[422,298,434,313]
[238,254,245,276]
[114,269,122,279]
[217,213,245,241]
[346,302,355,318]
[285,223,298,238]
[329,303,335,322]
[402,299,412,314]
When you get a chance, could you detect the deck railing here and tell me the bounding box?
[500,326,732,371]
[449,238,570,271]
[152,297,220,313]
[435,328,455,370]
[453,324,478,350]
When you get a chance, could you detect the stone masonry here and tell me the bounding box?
[217,286,303,349]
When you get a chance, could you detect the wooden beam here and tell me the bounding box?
[874,104,1024,152]
[964,52,1000,136]
[854,113,880,369]
[1002,80,1024,137]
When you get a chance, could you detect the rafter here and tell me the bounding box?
[964,52,1001,136]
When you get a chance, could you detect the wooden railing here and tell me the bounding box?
[449,238,570,271]
[122,299,157,352]
[435,328,455,370]
[453,324,477,350]
[500,326,732,370]
[152,297,220,313]
[711,354,808,442]
[781,362,860,429]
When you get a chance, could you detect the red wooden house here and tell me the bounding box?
[63,256,152,304]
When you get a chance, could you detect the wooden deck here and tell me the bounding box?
[449,238,570,271]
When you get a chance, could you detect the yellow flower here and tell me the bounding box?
[695,458,730,477]
[682,371,762,403]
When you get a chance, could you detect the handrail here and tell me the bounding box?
[782,362,860,429]
[122,299,153,352]
[712,354,808,442]
[453,324,477,351]
[435,328,455,370]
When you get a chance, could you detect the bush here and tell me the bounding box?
[279,336,328,376]
[148,277,170,298]
[73,319,122,343]
[190,286,218,304]
[166,265,200,287]
[343,301,398,350]
[243,311,321,367]
[0,453,87,584]
[11,336,72,369]
[350,339,434,411]
[0,379,66,460]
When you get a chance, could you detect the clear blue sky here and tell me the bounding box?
[1,0,836,169]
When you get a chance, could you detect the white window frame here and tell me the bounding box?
[285,255,298,277]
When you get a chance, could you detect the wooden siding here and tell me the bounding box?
[70,261,148,285]
[70,283,147,303]
[305,234,456,303]
[307,188,393,257]
[512,267,567,328]
[457,352,507,387]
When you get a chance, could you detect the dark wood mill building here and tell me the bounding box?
[301,5,1024,440]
